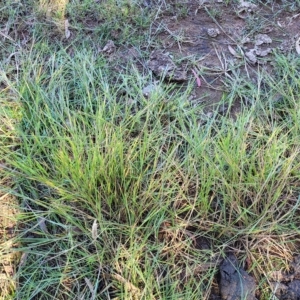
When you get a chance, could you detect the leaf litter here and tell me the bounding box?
[149,0,300,115]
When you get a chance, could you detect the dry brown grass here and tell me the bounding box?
[0,170,20,298]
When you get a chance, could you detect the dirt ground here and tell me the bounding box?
[143,0,300,114]
[0,168,19,298]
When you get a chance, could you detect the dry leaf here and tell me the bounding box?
[228,45,242,58]
[84,277,94,293]
[19,252,28,268]
[65,19,71,39]
[238,0,257,10]
[191,69,201,87]
[296,37,300,55]
[245,49,257,64]
[91,219,98,241]
[268,270,285,281]
[101,40,116,54]
[255,34,272,46]
[3,265,14,276]
[0,31,14,42]
[37,217,49,234]
[112,273,141,296]
[255,48,272,57]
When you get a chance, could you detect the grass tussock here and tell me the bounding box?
[1,45,300,299]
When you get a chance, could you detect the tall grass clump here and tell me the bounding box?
[2,46,300,299]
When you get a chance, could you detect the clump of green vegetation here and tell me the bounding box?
[2,47,300,298]
[64,0,152,44]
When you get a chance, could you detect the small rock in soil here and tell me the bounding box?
[142,83,162,98]
[219,253,257,300]
[255,34,272,46]
[270,281,289,297]
[148,50,187,82]
[256,48,272,57]
[291,255,300,275]
[100,40,116,54]
[245,49,257,64]
[283,280,300,300]
[270,255,300,300]
[207,28,220,38]
[269,255,300,282]
[271,280,300,300]
[238,1,257,12]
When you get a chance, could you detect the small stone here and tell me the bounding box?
[255,48,272,57]
[207,28,220,38]
[238,0,258,11]
[245,49,257,64]
[241,37,251,44]
[270,282,289,298]
[142,83,162,98]
[237,0,258,18]
[101,40,116,54]
[255,34,272,46]
[148,50,187,82]
[270,280,300,300]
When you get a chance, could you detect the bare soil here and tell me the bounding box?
[0,171,19,298]
[146,0,300,114]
